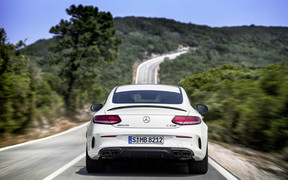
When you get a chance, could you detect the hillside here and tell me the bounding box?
[23,15,288,111]
[25,17,288,89]
[160,26,288,84]
[22,17,288,107]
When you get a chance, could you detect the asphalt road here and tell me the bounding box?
[53,158,226,180]
[0,124,86,180]
[0,121,228,180]
[136,51,187,84]
[0,51,232,180]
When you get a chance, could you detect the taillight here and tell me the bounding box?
[93,115,121,125]
[172,116,201,125]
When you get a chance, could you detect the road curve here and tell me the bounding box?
[136,51,187,84]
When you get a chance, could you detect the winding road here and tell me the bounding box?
[0,51,237,180]
[136,51,187,84]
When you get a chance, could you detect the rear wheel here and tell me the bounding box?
[188,147,208,174]
[86,149,106,173]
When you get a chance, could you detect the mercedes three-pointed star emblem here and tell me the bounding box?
[143,116,150,123]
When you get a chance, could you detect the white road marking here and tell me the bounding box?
[0,122,89,152]
[209,157,239,180]
[42,152,85,180]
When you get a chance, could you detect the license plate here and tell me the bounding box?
[129,136,164,144]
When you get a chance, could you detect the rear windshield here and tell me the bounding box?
[112,90,183,104]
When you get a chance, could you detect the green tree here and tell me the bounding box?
[0,29,34,133]
[49,4,121,115]
[0,28,30,133]
[0,28,63,135]
[180,65,288,152]
[0,28,14,75]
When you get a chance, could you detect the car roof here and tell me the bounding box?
[115,84,181,93]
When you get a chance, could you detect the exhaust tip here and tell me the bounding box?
[100,149,121,158]
[171,149,194,159]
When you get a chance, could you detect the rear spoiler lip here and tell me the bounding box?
[107,105,187,112]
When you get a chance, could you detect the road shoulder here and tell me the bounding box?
[209,141,287,180]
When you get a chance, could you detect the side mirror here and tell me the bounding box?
[90,104,103,112]
[196,104,208,113]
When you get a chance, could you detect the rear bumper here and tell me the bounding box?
[99,147,194,160]
[86,123,208,161]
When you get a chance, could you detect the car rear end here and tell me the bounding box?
[86,84,208,173]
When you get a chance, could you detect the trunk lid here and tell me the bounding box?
[105,105,188,129]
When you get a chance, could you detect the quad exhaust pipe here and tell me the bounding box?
[99,147,194,160]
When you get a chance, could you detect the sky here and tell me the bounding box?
[0,0,287,45]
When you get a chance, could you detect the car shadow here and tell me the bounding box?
[75,160,197,177]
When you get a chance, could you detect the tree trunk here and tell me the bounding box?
[64,60,79,117]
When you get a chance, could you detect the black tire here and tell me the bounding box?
[188,147,208,174]
[86,149,106,173]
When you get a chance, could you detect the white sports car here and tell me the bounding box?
[86,84,208,174]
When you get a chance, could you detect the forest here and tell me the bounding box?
[180,65,288,152]
[1,11,287,158]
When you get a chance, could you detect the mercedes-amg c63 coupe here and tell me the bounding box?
[86,84,208,174]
